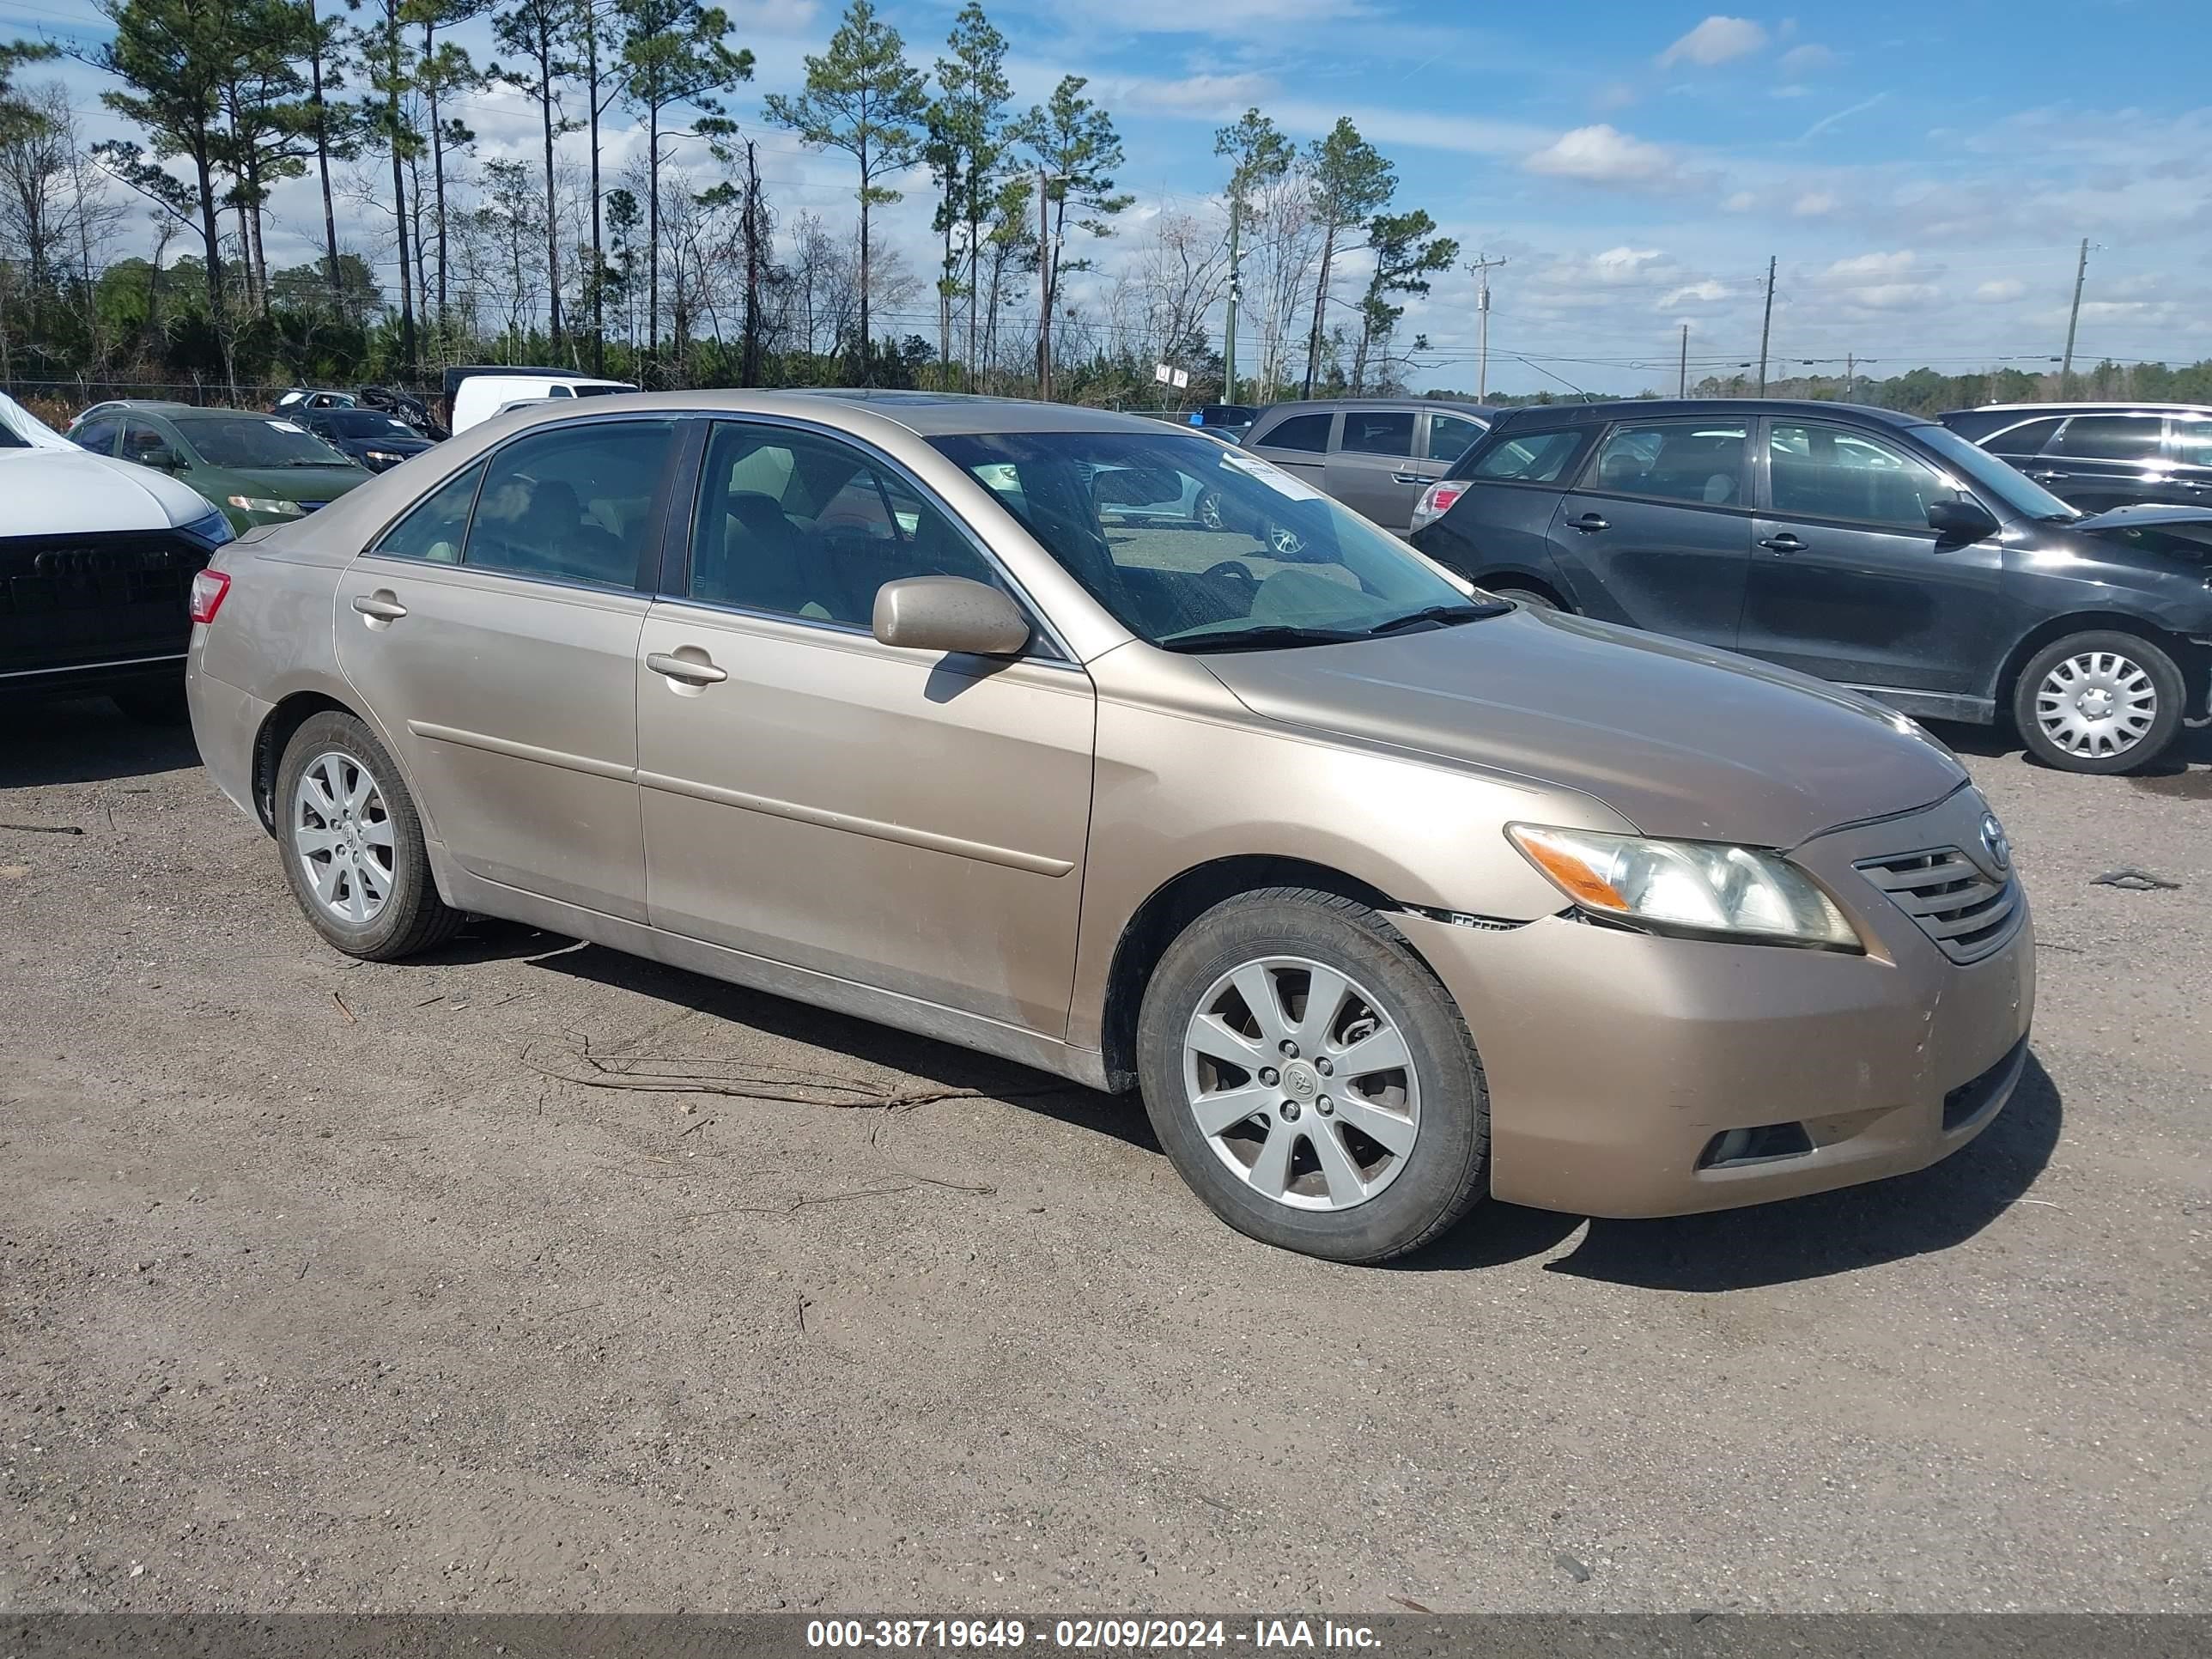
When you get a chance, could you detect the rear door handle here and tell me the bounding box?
[351,592,407,620]
[1569,513,1608,532]
[1390,471,1425,485]
[2028,470,2067,483]
[1759,533,1806,553]
[646,650,727,686]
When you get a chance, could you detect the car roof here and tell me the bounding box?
[478,387,1246,441]
[1256,397,1498,419]
[1950,400,2212,413]
[1489,398,1935,432]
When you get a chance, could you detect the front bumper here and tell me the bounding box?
[1396,787,2035,1218]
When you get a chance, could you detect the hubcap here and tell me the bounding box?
[292,750,396,926]
[1181,956,1420,1212]
[2036,651,2156,759]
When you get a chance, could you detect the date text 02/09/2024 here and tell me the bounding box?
[805,1620,1384,1650]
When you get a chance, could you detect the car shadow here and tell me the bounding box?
[0,697,202,787]
[523,939,1164,1156]
[1928,717,2212,777]
[1407,1051,2063,1288]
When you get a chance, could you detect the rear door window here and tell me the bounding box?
[1340,410,1414,456]
[464,419,676,587]
[1584,420,1749,507]
[1254,411,1333,453]
[2171,419,2212,468]
[2053,414,2163,461]
[370,462,485,564]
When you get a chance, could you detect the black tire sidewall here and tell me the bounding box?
[1135,890,1487,1263]
[273,711,448,958]
[2012,630,2184,775]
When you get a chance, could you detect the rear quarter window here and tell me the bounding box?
[1454,428,1584,483]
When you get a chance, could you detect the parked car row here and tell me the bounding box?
[180,391,2035,1265]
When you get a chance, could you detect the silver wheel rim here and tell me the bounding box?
[292,750,396,926]
[1196,490,1224,531]
[2035,651,2157,759]
[1267,524,1304,557]
[1182,955,1420,1212]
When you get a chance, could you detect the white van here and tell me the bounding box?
[445,368,636,435]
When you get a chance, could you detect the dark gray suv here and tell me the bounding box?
[1411,398,2212,775]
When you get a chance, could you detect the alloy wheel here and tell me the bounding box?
[1181,956,1420,1212]
[292,750,396,926]
[2035,650,2158,760]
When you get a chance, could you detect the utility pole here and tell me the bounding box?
[1755,255,1776,396]
[1223,191,1241,405]
[741,140,762,389]
[1468,252,1506,401]
[1844,350,1854,402]
[1035,171,1054,401]
[2060,236,2090,396]
[1678,322,1688,398]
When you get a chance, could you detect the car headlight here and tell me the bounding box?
[362,449,404,465]
[1507,823,1863,951]
[180,507,234,546]
[227,495,305,517]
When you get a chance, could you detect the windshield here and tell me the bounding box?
[183,416,353,470]
[1916,424,2078,522]
[929,428,1492,650]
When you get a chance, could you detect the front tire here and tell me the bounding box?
[274,710,462,959]
[1135,888,1488,1263]
[2012,630,2183,775]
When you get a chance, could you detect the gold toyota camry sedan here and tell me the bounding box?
[185,392,2033,1262]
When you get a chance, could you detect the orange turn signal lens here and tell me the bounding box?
[1507,825,1627,912]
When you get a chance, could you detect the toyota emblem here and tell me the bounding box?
[1978,812,2012,876]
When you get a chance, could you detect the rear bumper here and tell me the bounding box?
[184,639,270,823]
[1395,788,2036,1218]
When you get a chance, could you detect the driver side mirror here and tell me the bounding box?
[129,441,184,471]
[872,575,1030,657]
[1928,499,1998,544]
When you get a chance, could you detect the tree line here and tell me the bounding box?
[0,0,1460,408]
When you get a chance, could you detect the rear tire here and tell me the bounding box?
[2011,630,2183,775]
[1135,887,1488,1263]
[274,710,462,959]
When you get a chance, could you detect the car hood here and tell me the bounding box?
[0,447,217,532]
[2069,502,2212,550]
[1200,607,1969,848]
[219,464,370,500]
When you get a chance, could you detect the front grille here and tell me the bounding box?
[1854,846,2021,964]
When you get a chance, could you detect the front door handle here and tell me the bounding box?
[1389,471,1426,485]
[351,592,407,620]
[1759,533,1807,553]
[1569,513,1608,532]
[2028,470,2067,483]
[647,650,728,686]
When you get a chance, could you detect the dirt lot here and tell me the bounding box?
[2,700,2208,1614]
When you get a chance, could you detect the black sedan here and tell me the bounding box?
[1409,398,2212,775]
[295,407,436,472]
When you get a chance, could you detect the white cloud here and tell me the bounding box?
[1592,246,1665,278]
[1802,92,1888,142]
[1838,283,1942,310]
[1658,15,1768,68]
[1524,124,1680,186]
[1780,43,1836,73]
[1110,72,1277,114]
[1660,280,1731,309]
[1825,250,1917,278]
[1975,279,2027,301]
[1594,82,1638,112]
[1721,190,1758,211]
[1793,191,1839,216]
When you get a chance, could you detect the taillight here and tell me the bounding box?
[188,568,230,625]
[1411,480,1468,532]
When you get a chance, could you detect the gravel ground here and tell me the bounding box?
[2,700,2207,1615]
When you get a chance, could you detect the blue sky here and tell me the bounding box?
[6,0,2208,392]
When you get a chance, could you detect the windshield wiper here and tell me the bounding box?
[1362,601,1506,636]
[1157,624,1368,653]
